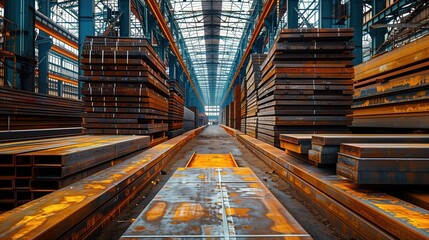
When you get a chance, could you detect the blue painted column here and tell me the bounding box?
[58,80,63,97]
[370,0,386,55]
[37,0,52,94]
[119,0,130,36]
[78,0,95,98]
[5,0,36,91]
[350,0,363,65]
[319,0,333,28]
[287,0,299,28]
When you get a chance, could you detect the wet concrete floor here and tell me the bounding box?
[96,125,341,239]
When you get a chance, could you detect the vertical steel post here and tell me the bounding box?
[370,0,386,54]
[319,0,333,28]
[78,0,95,99]
[5,0,36,91]
[37,0,52,94]
[287,0,299,28]
[350,0,363,65]
[119,0,131,36]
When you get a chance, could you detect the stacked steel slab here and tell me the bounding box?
[246,54,266,138]
[353,34,429,130]
[309,134,429,166]
[240,78,247,133]
[183,107,195,132]
[0,135,150,211]
[198,113,208,126]
[0,87,82,132]
[233,84,241,131]
[279,134,312,162]
[257,28,355,147]
[167,81,184,138]
[80,37,169,142]
[188,106,200,128]
[228,103,235,128]
[337,143,429,184]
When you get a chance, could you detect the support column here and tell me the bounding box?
[5,0,36,91]
[319,0,333,28]
[350,0,363,65]
[119,0,130,36]
[287,0,299,28]
[78,0,95,98]
[37,0,52,94]
[168,52,176,81]
[58,80,63,97]
[36,39,52,94]
[370,0,387,54]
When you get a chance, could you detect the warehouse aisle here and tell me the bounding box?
[96,125,339,239]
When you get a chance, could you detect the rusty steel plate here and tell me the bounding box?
[186,153,237,168]
[121,167,311,239]
[236,134,429,239]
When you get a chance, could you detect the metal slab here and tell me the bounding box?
[236,134,429,239]
[186,153,237,168]
[121,167,311,239]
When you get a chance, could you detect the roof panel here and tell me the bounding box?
[171,0,254,105]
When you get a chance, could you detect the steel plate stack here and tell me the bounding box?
[257,28,355,147]
[337,143,429,184]
[233,85,241,131]
[279,134,312,162]
[352,35,429,130]
[240,78,247,133]
[80,36,169,143]
[167,81,185,138]
[0,88,82,132]
[246,54,266,138]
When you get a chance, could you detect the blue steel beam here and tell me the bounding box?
[362,0,415,32]
[4,0,36,91]
[370,0,387,55]
[319,0,333,28]
[35,11,78,48]
[287,0,299,28]
[78,0,95,99]
[119,0,131,36]
[37,0,53,94]
[350,0,363,65]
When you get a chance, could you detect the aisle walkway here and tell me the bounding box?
[97,126,338,240]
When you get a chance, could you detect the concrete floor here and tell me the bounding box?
[97,125,341,239]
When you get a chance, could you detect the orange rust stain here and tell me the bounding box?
[243,177,258,181]
[372,203,429,229]
[85,184,106,190]
[229,192,238,197]
[133,226,146,232]
[11,195,86,239]
[248,183,261,189]
[197,174,206,179]
[242,225,253,230]
[173,173,186,178]
[172,203,206,222]
[263,200,297,233]
[146,202,167,221]
[226,208,251,217]
[232,168,252,175]
[333,183,390,201]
